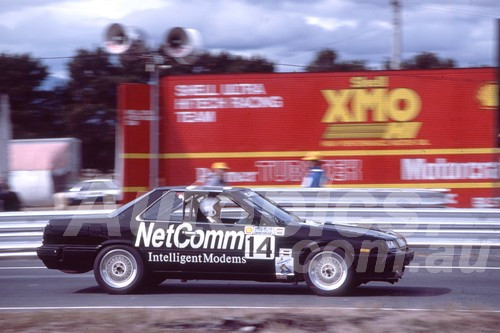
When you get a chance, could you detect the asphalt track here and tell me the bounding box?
[1,248,499,311]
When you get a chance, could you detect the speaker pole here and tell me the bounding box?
[103,23,201,192]
[497,18,499,148]
[147,56,164,190]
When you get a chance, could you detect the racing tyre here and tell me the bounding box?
[304,249,353,296]
[94,245,144,294]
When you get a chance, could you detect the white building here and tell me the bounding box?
[9,138,81,206]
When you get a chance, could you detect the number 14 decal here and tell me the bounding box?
[245,235,275,259]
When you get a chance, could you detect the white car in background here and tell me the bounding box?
[65,179,122,205]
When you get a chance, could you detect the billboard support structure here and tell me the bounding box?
[496,18,499,201]
[0,94,12,183]
[147,56,163,190]
[497,18,500,148]
[103,23,202,191]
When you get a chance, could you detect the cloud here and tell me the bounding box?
[305,16,357,31]
[0,0,62,13]
[0,0,497,78]
[55,0,167,20]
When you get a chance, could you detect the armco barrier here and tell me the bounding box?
[257,187,451,208]
[0,188,499,257]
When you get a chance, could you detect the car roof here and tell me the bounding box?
[81,179,115,183]
[155,186,246,194]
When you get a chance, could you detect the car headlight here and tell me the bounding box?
[387,231,408,248]
[386,237,408,251]
[386,240,398,250]
[396,236,407,247]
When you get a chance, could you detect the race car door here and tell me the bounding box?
[137,190,280,277]
[177,191,279,277]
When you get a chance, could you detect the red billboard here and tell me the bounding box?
[118,68,499,207]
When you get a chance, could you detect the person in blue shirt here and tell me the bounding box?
[204,162,229,186]
[301,152,327,187]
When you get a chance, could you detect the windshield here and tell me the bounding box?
[109,190,153,218]
[235,190,302,225]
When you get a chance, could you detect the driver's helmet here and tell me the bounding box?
[199,196,221,218]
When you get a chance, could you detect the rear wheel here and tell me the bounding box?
[94,245,144,294]
[304,250,353,296]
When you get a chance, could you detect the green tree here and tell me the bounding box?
[62,48,275,171]
[306,49,367,72]
[400,52,456,69]
[63,48,125,171]
[28,87,67,138]
[157,51,274,76]
[117,44,152,83]
[0,53,48,137]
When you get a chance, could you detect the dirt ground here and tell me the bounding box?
[1,308,499,332]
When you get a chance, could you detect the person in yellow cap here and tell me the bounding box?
[204,162,229,186]
[301,152,326,187]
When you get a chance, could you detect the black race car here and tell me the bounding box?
[37,186,414,296]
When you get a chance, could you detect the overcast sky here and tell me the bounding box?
[0,0,498,79]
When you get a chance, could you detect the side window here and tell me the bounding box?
[141,192,184,221]
[90,182,107,190]
[220,196,251,223]
[80,183,90,191]
[195,193,251,224]
[168,196,188,221]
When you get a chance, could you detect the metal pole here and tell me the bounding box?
[0,94,11,183]
[495,18,499,204]
[391,0,402,70]
[148,58,160,190]
[497,18,500,148]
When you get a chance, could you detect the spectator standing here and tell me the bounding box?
[301,152,326,187]
[204,162,230,186]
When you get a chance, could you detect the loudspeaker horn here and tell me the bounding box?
[103,23,145,54]
[164,27,203,65]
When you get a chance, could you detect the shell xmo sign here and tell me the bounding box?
[117,68,498,207]
[321,76,422,140]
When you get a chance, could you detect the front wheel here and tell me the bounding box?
[94,245,144,294]
[304,250,353,296]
